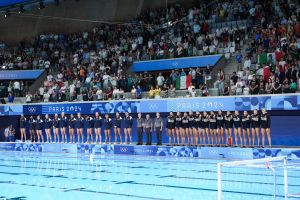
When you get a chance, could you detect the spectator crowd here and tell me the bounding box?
[0,0,299,103]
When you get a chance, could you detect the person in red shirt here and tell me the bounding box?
[263,65,270,82]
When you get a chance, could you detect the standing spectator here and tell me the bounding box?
[7,92,14,103]
[156,73,165,87]
[13,80,20,97]
[235,51,243,71]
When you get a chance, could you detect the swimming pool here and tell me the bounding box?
[0,152,299,200]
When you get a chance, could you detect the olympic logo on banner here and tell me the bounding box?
[28,107,37,113]
[120,147,128,152]
[148,103,159,111]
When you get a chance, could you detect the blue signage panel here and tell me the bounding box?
[167,98,235,112]
[0,70,44,80]
[0,0,30,6]
[132,55,222,72]
[1,94,300,116]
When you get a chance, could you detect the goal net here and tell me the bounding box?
[217,156,300,200]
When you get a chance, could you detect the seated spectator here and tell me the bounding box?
[112,87,120,100]
[168,84,176,98]
[131,86,137,99]
[249,75,259,95]
[154,86,161,99]
[290,79,297,93]
[161,84,168,98]
[189,87,197,97]
[265,79,273,94]
[148,86,155,99]
[119,88,125,100]
[136,85,142,99]
[223,83,230,96]
[200,84,209,96]
[96,88,103,100]
[235,78,244,95]
[282,78,290,93]
[25,92,32,103]
[7,92,14,103]
[43,92,50,102]
[273,77,282,94]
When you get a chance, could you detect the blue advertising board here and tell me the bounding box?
[0,0,30,6]
[2,94,300,116]
[132,55,222,72]
[0,70,44,80]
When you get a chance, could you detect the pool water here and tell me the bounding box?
[0,152,299,200]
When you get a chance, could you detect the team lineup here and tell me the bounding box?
[18,109,271,147]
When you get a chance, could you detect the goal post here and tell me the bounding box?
[217,156,289,200]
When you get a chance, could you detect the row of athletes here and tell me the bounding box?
[19,112,134,144]
[165,108,271,147]
[18,109,271,147]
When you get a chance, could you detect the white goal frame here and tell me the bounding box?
[217,156,288,200]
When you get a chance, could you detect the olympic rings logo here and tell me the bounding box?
[120,147,128,152]
[28,107,37,113]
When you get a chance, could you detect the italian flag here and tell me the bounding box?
[176,74,192,90]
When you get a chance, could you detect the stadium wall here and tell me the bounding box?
[0,94,300,146]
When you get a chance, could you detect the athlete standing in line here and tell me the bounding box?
[86,115,94,143]
[233,111,242,146]
[44,114,52,143]
[194,112,201,145]
[69,114,76,143]
[224,111,233,146]
[53,114,60,143]
[59,112,68,143]
[209,111,217,146]
[124,112,133,144]
[93,112,102,144]
[188,111,195,145]
[166,112,175,145]
[181,112,189,145]
[20,114,27,142]
[202,112,210,145]
[242,111,251,147]
[104,114,112,144]
[29,116,36,142]
[76,112,85,143]
[216,110,225,146]
[114,112,122,144]
[251,109,261,146]
[35,115,44,143]
[261,108,271,147]
[175,112,182,145]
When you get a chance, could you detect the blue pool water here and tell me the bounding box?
[0,152,300,200]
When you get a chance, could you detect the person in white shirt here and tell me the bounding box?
[244,57,251,69]
[25,92,32,103]
[13,81,20,97]
[112,87,120,100]
[96,89,103,100]
[156,73,165,87]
